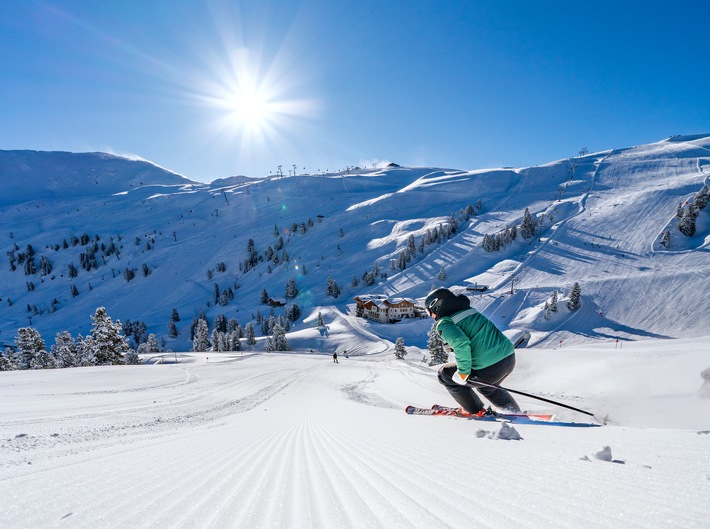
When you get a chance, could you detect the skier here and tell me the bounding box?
[424,287,521,416]
[333,351,339,363]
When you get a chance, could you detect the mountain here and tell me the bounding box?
[0,137,708,351]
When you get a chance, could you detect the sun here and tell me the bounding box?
[183,6,320,167]
[224,82,274,133]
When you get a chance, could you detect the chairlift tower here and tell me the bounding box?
[509,276,518,295]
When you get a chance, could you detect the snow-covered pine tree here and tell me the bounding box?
[509,223,517,241]
[227,317,239,334]
[271,324,289,351]
[567,282,582,311]
[0,349,17,371]
[482,234,495,253]
[394,337,407,359]
[261,289,269,304]
[285,277,298,299]
[210,329,222,351]
[550,290,558,312]
[520,208,536,240]
[193,319,210,352]
[168,320,178,338]
[146,334,160,353]
[660,230,671,248]
[75,335,96,366]
[264,336,275,351]
[125,349,141,365]
[693,183,709,210]
[427,324,447,365]
[219,290,229,306]
[88,307,128,365]
[228,331,241,351]
[214,314,227,333]
[679,205,699,237]
[316,311,325,327]
[544,302,551,320]
[15,327,46,370]
[286,304,300,322]
[190,317,199,340]
[260,316,272,336]
[438,266,447,280]
[51,331,79,368]
[245,322,257,346]
[31,349,56,370]
[326,277,341,298]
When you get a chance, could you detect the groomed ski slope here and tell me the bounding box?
[1,331,708,528]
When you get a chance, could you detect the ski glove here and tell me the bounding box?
[452,371,469,385]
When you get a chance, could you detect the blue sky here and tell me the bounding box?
[1,1,709,182]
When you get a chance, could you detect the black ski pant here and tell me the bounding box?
[437,354,521,414]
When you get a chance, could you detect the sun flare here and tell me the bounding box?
[225,83,273,131]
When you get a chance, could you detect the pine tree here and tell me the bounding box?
[693,184,709,210]
[271,324,289,351]
[125,349,141,365]
[211,329,223,351]
[15,327,46,370]
[88,307,128,365]
[245,323,257,346]
[550,290,558,312]
[679,205,699,237]
[31,349,56,370]
[427,324,447,365]
[567,282,582,311]
[168,320,178,338]
[171,308,180,322]
[0,349,17,371]
[394,337,407,359]
[75,335,96,366]
[520,208,536,240]
[316,312,325,327]
[261,289,269,304]
[286,304,300,322]
[264,336,275,352]
[285,277,299,299]
[146,334,160,353]
[660,230,671,248]
[192,320,210,352]
[438,266,447,280]
[228,331,241,351]
[51,331,79,368]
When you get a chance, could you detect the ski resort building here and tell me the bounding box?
[353,295,423,323]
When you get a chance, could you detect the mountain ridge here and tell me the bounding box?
[0,136,708,351]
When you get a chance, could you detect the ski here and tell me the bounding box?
[405,404,554,422]
[432,404,555,421]
[405,405,602,427]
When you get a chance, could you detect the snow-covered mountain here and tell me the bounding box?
[1,135,709,351]
[2,140,709,529]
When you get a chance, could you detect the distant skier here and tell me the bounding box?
[424,288,521,416]
[333,351,339,363]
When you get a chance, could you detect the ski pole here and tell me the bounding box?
[470,379,601,420]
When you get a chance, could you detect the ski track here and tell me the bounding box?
[1,355,708,529]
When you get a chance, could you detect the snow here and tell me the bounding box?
[1,325,709,528]
[2,136,710,527]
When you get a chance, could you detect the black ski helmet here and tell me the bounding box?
[424,288,454,317]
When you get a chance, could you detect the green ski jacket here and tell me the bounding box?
[435,308,514,375]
